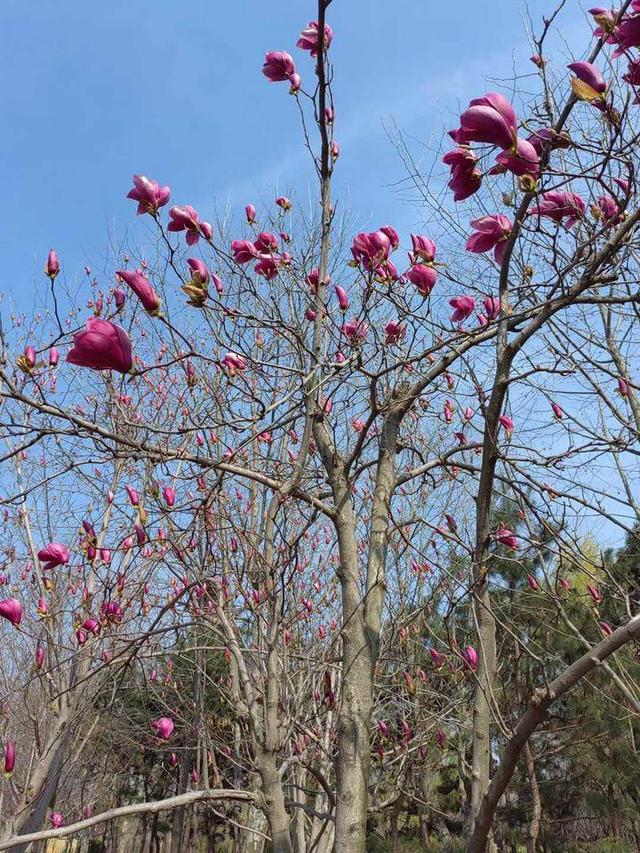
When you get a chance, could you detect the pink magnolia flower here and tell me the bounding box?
[429,648,445,668]
[588,7,617,37]
[296,21,333,56]
[499,414,514,435]
[410,234,436,263]
[568,61,607,95]
[254,258,280,280]
[587,583,602,604]
[595,194,622,225]
[245,203,257,223]
[466,215,513,264]
[38,543,70,571]
[380,225,400,250]
[83,618,100,636]
[116,269,161,315]
[376,258,398,282]
[45,249,60,280]
[67,317,133,374]
[49,347,60,367]
[50,812,64,829]
[125,485,139,506]
[551,402,564,420]
[21,346,36,371]
[262,51,301,91]
[384,320,405,345]
[187,258,209,285]
[163,486,176,507]
[102,601,123,623]
[442,147,482,201]
[114,287,126,310]
[493,136,539,178]
[306,267,330,292]
[449,296,476,323]
[613,12,640,55]
[600,621,614,636]
[618,377,629,396]
[342,319,368,344]
[152,716,175,739]
[526,127,570,156]
[451,92,517,149]
[334,285,349,311]
[445,513,458,533]
[406,264,437,296]
[527,574,539,591]
[126,175,170,215]
[0,598,23,627]
[222,352,247,375]
[483,296,500,320]
[254,231,279,253]
[351,230,391,270]
[276,196,292,211]
[462,646,478,670]
[528,190,586,227]
[495,524,518,549]
[35,646,45,669]
[231,240,259,264]
[168,205,212,245]
[4,740,15,775]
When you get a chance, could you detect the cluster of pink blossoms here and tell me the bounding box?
[443,92,539,201]
[262,19,333,94]
[231,231,292,280]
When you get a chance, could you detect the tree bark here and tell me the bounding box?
[259,751,293,853]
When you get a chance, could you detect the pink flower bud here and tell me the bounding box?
[114,287,126,309]
[4,740,15,775]
[125,485,139,507]
[462,646,478,670]
[334,285,349,311]
[46,250,60,280]
[116,269,161,315]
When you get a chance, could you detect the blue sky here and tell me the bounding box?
[1,0,588,305]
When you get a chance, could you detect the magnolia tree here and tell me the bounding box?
[2,1,640,851]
